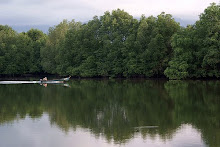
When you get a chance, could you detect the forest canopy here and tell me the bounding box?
[0,3,219,79]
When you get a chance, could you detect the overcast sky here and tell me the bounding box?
[0,0,219,26]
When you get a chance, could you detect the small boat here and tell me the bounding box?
[39,76,71,84]
[0,76,71,84]
[40,80,64,84]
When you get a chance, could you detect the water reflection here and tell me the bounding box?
[0,80,219,146]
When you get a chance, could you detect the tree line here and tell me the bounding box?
[0,3,219,79]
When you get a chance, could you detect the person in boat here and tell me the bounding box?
[40,77,47,82]
[43,77,48,81]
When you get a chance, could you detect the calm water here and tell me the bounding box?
[0,80,219,147]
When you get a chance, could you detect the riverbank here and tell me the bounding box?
[0,74,219,81]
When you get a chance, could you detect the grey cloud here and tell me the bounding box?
[0,15,43,25]
[0,0,217,27]
[13,0,49,5]
[0,0,14,4]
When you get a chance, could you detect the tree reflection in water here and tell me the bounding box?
[0,80,219,146]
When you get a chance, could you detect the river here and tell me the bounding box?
[0,79,219,147]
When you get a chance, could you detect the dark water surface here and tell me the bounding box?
[0,80,219,147]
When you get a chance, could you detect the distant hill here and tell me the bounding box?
[134,16,196,27]
[11,25,51,33]
[174,17,197,27]
[11,18,196,33]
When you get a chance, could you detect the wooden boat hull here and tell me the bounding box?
[40,80,64,84]
[0,81,64,84]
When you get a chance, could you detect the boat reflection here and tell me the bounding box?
[40,83,70,88]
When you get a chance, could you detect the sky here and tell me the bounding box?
[0,0,219,29]
[0,114,205,147]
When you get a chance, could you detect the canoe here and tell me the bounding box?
[0,76,71,84]
[40,80,64,84]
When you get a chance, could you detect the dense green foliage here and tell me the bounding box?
[0,3,219,79]
[0,26,46,75]
[165,3,220,79]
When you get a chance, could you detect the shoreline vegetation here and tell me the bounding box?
[0,3,219,80]
[0,74,220,81]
